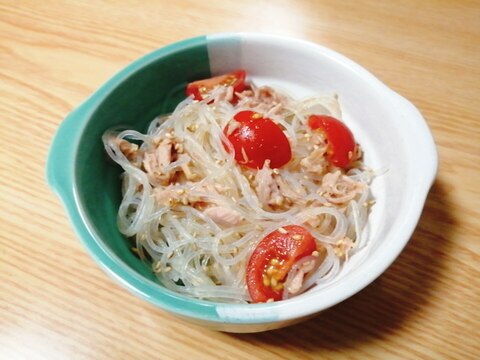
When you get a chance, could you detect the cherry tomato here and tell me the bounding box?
[308,115,356,168]
[224,110,292,169]
[246,225,317,303]
[185,70,246,101]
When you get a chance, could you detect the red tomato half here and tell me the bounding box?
[185,70,246,101]
[246,225,317,303]
[224,110,292,169]
[308,115,356,169]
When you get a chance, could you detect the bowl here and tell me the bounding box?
[46,33,437,333]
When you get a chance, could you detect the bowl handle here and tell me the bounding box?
[390,91,439,185]
[46,102,89,199]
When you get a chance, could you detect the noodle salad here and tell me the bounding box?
[103,70,375,303]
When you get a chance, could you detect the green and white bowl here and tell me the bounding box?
[47,33,437,333]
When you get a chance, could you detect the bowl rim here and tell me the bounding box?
[47,32,438,325]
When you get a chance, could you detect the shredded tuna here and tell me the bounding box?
[275,176,306,203]
[286,260,317,295]
[194,181,221,196]
[253,162,310,209]
[352,143,363,163]
[117,139,139,162]
[156,138,173,168]
[320,170,365,204]
[142,138,175,185]
[203,206,244,226]
[254,161,284,208]
[156,184,208,207]
[333,237,355,260]
[153,188,178,206]
[238,85,289,114]
[300,146,328,174]
[321,170,341,188]
[299,131,329,174]
[177,153,196,180]
[213,85,234,103]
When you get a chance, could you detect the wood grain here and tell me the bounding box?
[1,1,479,359]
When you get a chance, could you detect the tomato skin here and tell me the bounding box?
[185,70,246,101]
[308,115,356,168]
[224,110,292,169]
[246,225,317,303]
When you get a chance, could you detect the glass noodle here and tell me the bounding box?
[102,84,375,303]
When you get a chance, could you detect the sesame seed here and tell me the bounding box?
[270,258,280,266]
[266,298,274,303]
[278,227,287,234]
[266,266,276,276]
[174,143,184,152]
[163,266,172,273]
[273,283,284,291]
[312,250,320,257]
[153,262,162,272]
[262,275,270,287]
[272,168,280,175]
[292,234,303,240]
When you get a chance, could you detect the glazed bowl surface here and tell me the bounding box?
[47,33,437,332]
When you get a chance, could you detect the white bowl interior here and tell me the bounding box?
[208,34,437,320]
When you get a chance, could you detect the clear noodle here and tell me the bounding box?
[103,84,375,303]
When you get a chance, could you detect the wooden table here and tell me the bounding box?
[1,1,479,359]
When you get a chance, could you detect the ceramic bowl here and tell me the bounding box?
[47,33,437,333]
